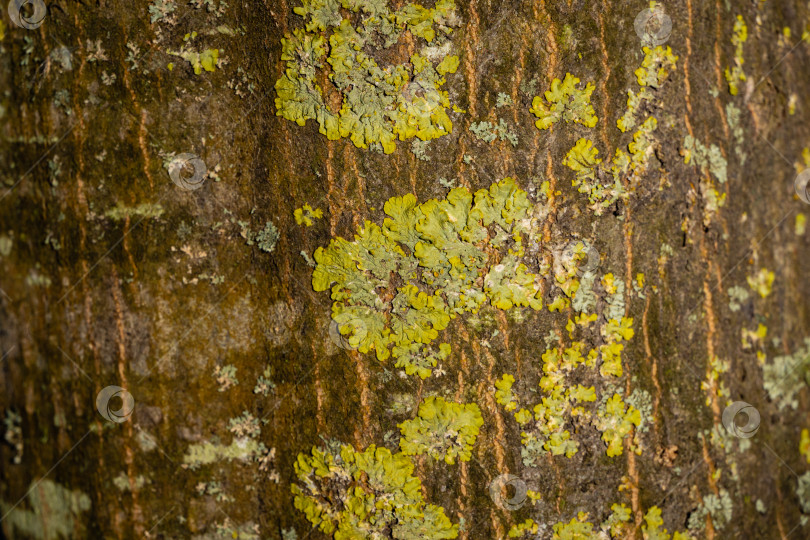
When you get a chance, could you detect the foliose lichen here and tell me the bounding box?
[686,488,733,532]
[724,15,748,96]
[496,267,638,461]
[0,480,91,540]
[291,444,458,539]
[530,73,597,130]
[683,135,727,185]
[747,268,775,298]
[275,0,461,153]
[294,203,323,227]
[595,393,641,457]
[398,396,483,464]
[563,45,676,215]
[470,119,518,146]
[312,178,549,378]
[763,337,810,410]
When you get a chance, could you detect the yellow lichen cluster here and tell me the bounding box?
[292,444,459,538]
[275,0,460,153]
[509,503,695,538]
[496,270,640,460]
[725,15,748,96]
[530,73,598,130]
[564,46,677,214]
[294,203,323,226]
[312,178,547,378]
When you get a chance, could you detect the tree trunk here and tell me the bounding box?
[1,0,809,539]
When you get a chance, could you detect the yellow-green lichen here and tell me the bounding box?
[525,345,597,458]
[294,203,323,226]
[552,512,595,539]
[796,213,807,236]
[291,443,458,539]
[602,501,694,539]
[741,323,767,349]
[168,33,221,74]
[497,270,638,462]
[595,393,641,457]
[495,373,518,411]
[275,0,460,153]
[564,137,624,213]
[747,268,775,298]
[398,396,483,464]
[724,15,748,96]
[618,45,678,133]
[701,354,730,406]
[507,519,538,538]
[601,503,632,537]
[530,73,597,130]
[104,202,165,221]
[565,45,675,215]
[312,178,545,378]
[183,437,267,469]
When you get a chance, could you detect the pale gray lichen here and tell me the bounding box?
[763,338,810,410]
[725,102,747,165]
[687,488,733,531]
[113,473,148,492]
[626,387,653,434]
[683,135,727,184]
[136,429,158,452]
[411,139,432,162]
[0,234,13,257]
[470,119,518,146]
[0,479,91,540]
[519,77,538,97]
[253,366,276,396]
[25,269,52,288]
[148,0,176,23]
[213,364,239,391]
[604,275,626,323]
[571,270,597,313]
[496,92,513,107]
[183,437,266,469]
[727,285,750,312]
[3,409,22,464]
[256,221,279,253]
[228,411,262,438]
[798,472,810,514]
[300,250,316,267]
[195,480,234,503]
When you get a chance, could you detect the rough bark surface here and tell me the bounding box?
[1,0,810,539]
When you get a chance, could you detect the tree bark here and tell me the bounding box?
[1,0,809,539]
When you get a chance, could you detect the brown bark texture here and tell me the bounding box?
[1,0,810,539]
